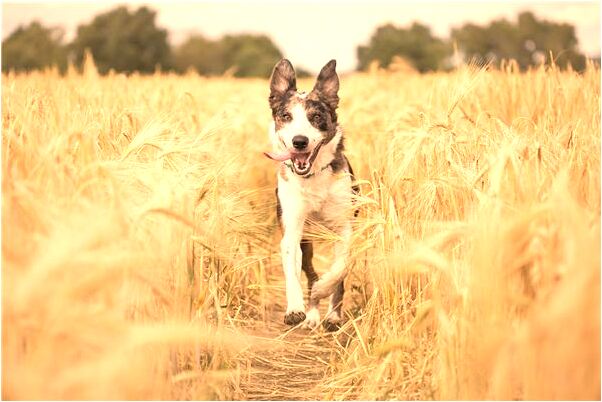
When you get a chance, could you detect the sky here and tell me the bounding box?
[2,1,600,73]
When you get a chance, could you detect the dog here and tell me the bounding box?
[264,59,358,330]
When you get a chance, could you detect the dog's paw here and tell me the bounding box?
[302,308,320,329]
[284,310,306,325]
[322,318,342,332]
[323,311,343,332]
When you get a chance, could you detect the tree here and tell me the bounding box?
[70,6,170,74]
[173,33,282,78]
[172,34,224,75]
[219,34,282,78]
[357,22,452,73]
[2,21,67,72]
[452,12,586,71]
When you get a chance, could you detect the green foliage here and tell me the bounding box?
[173,33,282,78]
[172,35,224,75]
[70,6,170,74]
[2,21,67,72]
[3,8,589,76]
[452,12,587,71]
[220,34,282,78]
[357,23,452,72]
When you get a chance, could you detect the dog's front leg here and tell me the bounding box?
[311,221,352,330]
[280,208,307,325]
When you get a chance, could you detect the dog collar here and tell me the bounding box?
[284,161,332,179]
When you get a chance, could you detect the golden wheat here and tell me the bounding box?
[2,60,600,400]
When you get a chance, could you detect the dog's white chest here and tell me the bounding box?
[278,167,353,230]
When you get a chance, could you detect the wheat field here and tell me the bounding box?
[2,58,600,400]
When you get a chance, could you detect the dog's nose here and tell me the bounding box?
[292,135,309,150]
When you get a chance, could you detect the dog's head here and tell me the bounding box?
[266,59,340,176]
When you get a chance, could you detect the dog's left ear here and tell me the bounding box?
[312,59,339,110]
[270,59,297,100]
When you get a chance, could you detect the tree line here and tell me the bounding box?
[2,6,595,77]
[2,6,288,77]
[358,11,594,72]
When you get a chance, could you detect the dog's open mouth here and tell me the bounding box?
[291,152,311,175]
[264,142,323,177]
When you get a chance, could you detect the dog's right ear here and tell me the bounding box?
[312,59,339,110]
[269,59,297,104]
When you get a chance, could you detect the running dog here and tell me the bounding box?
[264,59,358,330]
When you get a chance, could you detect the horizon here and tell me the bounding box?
[2,1,600,74]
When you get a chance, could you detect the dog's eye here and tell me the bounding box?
[279,112,292,122]
[310,113,323,124]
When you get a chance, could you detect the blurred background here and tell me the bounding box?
[2,1,600,76]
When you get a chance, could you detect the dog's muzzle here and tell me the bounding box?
[263,140,324,177]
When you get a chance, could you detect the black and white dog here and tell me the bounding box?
[264,59,358,330]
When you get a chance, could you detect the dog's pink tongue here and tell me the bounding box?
[263,151,292,161]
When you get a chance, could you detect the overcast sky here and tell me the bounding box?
[2,1,600,73]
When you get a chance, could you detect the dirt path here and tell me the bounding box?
[233,268,350,401]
